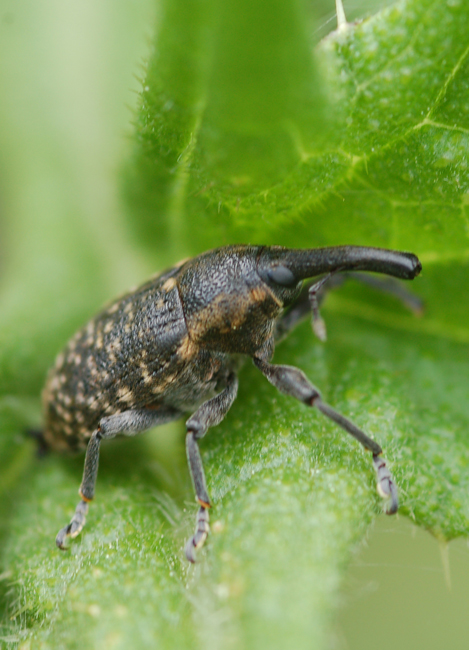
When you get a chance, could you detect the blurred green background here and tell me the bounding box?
[1,0,468,648]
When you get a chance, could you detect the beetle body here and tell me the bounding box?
[43,246,281,452]
[43,244,421,561]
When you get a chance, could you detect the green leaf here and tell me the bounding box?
[1,0,469,648]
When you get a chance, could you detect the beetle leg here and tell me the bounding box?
[275,272,423,345]
[308,273,333,341]
[274,286,312,342]
[275,275,343,343]
[309,271,423,317]
[253,357,398,514]
[343,272,424,315]
[56,406,182,550]
[185,372,238,562]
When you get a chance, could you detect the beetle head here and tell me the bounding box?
[178,244,421,356]
[256,249,304,307]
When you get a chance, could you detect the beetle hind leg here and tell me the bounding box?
[185,506,210,563]
[56,427,103,550]
[56,499,89,549]
[56,406,182,550]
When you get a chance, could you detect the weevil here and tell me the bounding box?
[42,244,421,562]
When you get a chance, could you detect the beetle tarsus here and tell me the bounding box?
[308,274,332,342]
[185,506,210,563]
[312,315,327,342]
[56,499,89,549]
[373,454,398,514]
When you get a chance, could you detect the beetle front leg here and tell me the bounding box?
[184,372,238,562]
[275,272,423,345]
[56,406,182,550]
[274,275,341,343]
[253,357,398,514]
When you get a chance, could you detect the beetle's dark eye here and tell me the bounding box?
[266,265,297,287]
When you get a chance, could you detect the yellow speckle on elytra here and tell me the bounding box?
[107,302,120,315]
[162,277,177,292]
